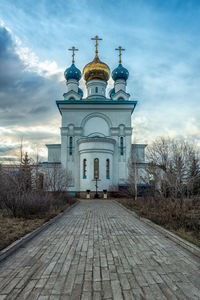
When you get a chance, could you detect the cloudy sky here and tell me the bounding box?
[0,0,200,162]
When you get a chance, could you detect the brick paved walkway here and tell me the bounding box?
[0,200,200,300]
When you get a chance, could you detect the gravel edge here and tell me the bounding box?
[113,200,200,258]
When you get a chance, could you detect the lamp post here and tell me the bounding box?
[94,177,99,198]
[94,158,99,198]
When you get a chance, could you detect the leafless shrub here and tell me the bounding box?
[50,191,76,209]
[124,137,200,239]
[0,154,73,218]
[119,195,200,237]
[0,168,51,217]
[44,163,72,192]
[15,191,51,218]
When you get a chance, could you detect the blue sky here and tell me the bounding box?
[0,0,200,161]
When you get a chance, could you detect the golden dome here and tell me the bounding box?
[83,56,110,82]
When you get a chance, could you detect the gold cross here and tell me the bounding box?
[91,35,102,58]
[115,46,125,64]
[68,46,79,64]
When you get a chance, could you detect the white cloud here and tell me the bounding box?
[1,0,200,161]
[15,45,63,79]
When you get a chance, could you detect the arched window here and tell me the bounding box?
[95,87,98,93]
[69,97,75,100]
[120,137,124,155]
[106,159,110,179]
[69,136,73,155]
[94,158,99,179]
[118,97,124,100]
[83,159,87,179]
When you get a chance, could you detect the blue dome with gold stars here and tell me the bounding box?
[64,64,81,81]
[112,64,129,81]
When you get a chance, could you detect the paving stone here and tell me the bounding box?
[123,290,135,300]
[93,291,102,300]
[0,200,200,299]
[102,280,112,299]
[81,291,92,300]
[93,281,101,291]
[70,284,82,300]
[49,295,60,300]
[37,296,49,300]
[111,280,123,300]
[83,280,92,292]
[118,273,130,290]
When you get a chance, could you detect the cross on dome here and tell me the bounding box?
[68,46,79,64]
[91,35,102,59]
[64,46,81,81]
[82,35,110,82]
[112,46,129,81]
[115,46,125,64]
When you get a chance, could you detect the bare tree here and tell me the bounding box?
[18,152,32,192]
[146,137,200,199]
[187,151,200,196]
[44,163,72,192]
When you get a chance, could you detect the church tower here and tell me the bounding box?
[46,36,142,196]
[110,46,130,101]
[63,46,83,100]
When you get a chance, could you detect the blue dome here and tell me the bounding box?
[64,64,81,81]
[78,88,83,98]
[112,64,129,81]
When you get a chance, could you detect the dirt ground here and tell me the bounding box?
[0,205,69,251]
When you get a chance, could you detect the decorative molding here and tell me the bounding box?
[78,137,116,145]
[63,90,82,101]
[61,127,83,136]
[81,112,112,128]
[112,89,130,101]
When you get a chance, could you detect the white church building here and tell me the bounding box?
[45,36,146,196]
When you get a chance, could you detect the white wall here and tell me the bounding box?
[114,79,126,93]
[61,106,132,128]
[58,103,134,191]
[86,79,107,98]
[79,138,115,191]
[84,117,109,137]
[46,145,61,163]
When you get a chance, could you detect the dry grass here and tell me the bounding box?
[171,228,200,248]
[116,197,200,248]
[0,204,69,251]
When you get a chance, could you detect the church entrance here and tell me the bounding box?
[78,137,115,196]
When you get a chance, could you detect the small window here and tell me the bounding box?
[118,97,124,100]
[120,137,124,155]
[83,159,87,179]
[95,87,98,93]
[69,97,75,100]
[106,159,110,179]
[94,158,99,179]
[69,136,73,155]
